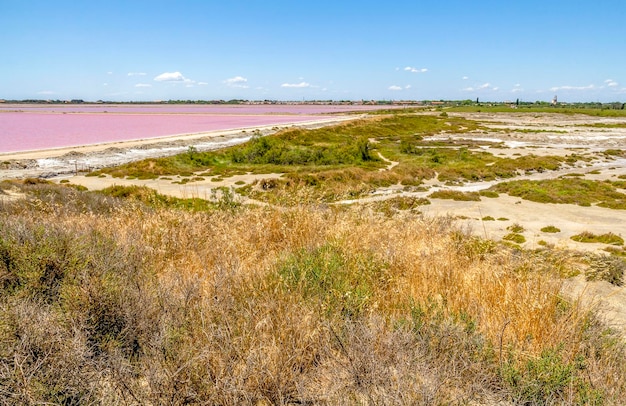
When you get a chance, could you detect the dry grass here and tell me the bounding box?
[0,182,625,404]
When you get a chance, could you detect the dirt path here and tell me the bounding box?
[377,151,399,171]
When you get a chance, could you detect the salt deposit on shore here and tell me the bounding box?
[0,116,355,179]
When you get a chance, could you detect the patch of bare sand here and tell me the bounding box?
[0,187,26,202]
[421,194,626,251]
[563,276,626,335]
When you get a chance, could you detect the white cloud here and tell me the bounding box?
[37,90,55,95]
[154,71,189,82]
[198,82,209,86]
[107,71,113,75]
[388,85,403,91]
[404,66,428,73]
[128,72,147,76]
[462,76,469,80]
[405,85,412,89]
[224,76,249,88]
[281,82,311,88]
[605,79,619,87]
[550,84,595,92]
[135,83,152,88]
[462,83,498,92]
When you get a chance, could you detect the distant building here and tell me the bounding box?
[552,95,558,105]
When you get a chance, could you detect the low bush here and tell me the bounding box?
[492,178,626,208]
[571,231,624,246]
[503,233,526,244]
[428,190,481,201]
[585,255,626,286]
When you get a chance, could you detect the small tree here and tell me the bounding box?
[356,138,373,161]
[187,145,197,160]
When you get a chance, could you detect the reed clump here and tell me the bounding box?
[0,182,625,404]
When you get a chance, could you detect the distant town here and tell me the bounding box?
[0,98,624,110]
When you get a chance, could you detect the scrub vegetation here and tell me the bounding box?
[571,232,625,246]
[88,112,589,205]
[1,179,626,404]
[2,109,626,404]
[491,178,626,209]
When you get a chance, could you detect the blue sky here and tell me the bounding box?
[2,0,625,102]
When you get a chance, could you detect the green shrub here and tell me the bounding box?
[479,190,499,198]
[492,178,626,208]
[507,223,525,233]
[541,225,561,233]
[277,243,387,318]
[571,232,624,246]
[428,190,481,201]
[585,255,625,286]
[502,346,601,405]
[503,233,526,244]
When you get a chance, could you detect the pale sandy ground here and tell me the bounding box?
[2,111,626,334]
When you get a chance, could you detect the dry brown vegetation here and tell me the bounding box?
[1,180,625,404]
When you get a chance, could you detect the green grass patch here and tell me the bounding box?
[369,196,430,215]
[604,149,626,157]
[502,346,602,405]
[503,233,526,244]
[399,145,565,183]
[491,178,626,209]
[541,226,561,233]
[507,223,525,233]
[448,105,626,117]
[276,243,387,318]
[571,232,624,246]
[98,185,239,212]
[479,190,499,198]
[428,190,481,201]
